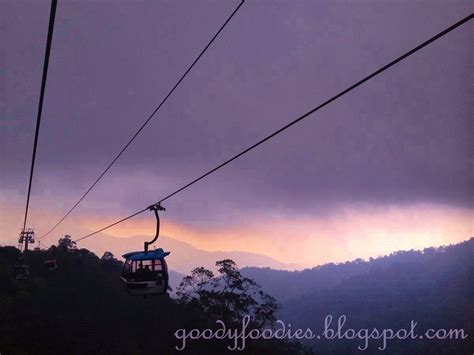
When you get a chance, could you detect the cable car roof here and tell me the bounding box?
[122,248,170,261]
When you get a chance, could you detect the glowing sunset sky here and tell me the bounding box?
[1,0,472,269]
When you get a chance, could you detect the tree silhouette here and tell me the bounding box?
[177,259,278,329]
[101,251,117,262]
[57,235,76,252]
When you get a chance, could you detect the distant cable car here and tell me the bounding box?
[13,264,29,280]
[44,259,57,271]
[120,203,170,296]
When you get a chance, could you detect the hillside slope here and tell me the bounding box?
[244,238,474,353]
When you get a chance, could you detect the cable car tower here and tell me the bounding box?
[18,228,35,253]
[14,229,35,280]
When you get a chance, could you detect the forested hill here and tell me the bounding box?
[0,243,309,355]
[1,238,472,354]
[242,238,474,303]
[243,238,474,354]
[0,245,178,354]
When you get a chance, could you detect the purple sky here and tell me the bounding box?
[1,0,472,265]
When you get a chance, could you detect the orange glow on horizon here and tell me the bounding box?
[1,199,472,268]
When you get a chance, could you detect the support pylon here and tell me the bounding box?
[18,228,35,253]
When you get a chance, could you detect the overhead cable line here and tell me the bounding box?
[75,13,473,243]
[23,0,58,231]
[39,0,245,239]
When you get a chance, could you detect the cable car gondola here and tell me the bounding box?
[13,264,29,280]
[121,249,169,296]
[120,203,170,296]
[44,259,57,271]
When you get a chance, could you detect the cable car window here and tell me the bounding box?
[153,260,163,272]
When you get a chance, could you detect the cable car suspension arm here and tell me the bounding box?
[144,203,165,252]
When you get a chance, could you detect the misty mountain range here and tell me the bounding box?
[78,233,301,275]
[242,237,473,353]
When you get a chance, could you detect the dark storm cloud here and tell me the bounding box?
[1,0,472,225]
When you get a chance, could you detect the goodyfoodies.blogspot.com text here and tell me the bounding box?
[174,315,468,351]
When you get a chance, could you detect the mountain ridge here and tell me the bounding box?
[241,237,474,303]
[78,233,301,274]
